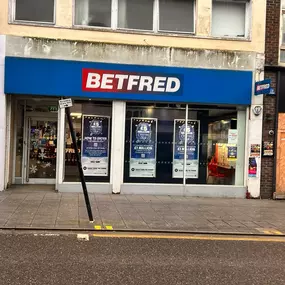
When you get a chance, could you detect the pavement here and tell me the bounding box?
[1,186,285,235]
[1,232,285,284]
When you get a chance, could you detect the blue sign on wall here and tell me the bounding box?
[5,56,252,105]
[255,79,271,95]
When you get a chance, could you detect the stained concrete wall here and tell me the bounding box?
[5,36,258,71]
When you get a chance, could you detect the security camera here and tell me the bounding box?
[269,130,274,136]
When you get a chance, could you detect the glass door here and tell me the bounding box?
[26,118,58,183]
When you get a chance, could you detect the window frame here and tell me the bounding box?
[280,6,285,63]
[72,0,197,35]
[211,0,251,39]
[10,0,56,25]
[157,0,196,35]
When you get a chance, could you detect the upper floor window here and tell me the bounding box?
[74,0,195,34]
[281,1,285,62]
[212,0,249,38]
[13,0,55,23]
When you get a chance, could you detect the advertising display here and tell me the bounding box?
[81,115,110,176]
[262,141,274,157]
[172,120,200,179]
[248,157,257,177]
[227,146,237,161]
[130,118,157,177]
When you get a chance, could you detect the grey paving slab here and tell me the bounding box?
[2,189,285,234]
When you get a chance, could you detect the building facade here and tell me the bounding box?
[0,0,266,197]
[261,0,285,199]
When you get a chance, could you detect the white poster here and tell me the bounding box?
[228,129,238,145]
[172,119,200,179]
[129,118,157,178]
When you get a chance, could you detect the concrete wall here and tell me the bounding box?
[0,0,266,53]
[5,36,258,71]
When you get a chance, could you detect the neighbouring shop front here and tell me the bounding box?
[4,56,252,197]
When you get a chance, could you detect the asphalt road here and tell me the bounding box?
[0,232,285,285]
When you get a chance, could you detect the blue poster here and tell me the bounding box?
[173,119,199,179]
[81,115,109,176]
[130,118,157,177]
[228,146,237,160]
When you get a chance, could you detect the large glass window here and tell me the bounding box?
[281,0,285,62]
[212,0,248,38]
[75,0,112,27]
[14,0,55,23]
[118,0,153,30]
[15,101,25,177]
[75,0,195,34]
[159,0,195,33]
[124,103,245,186]
[64,100,112,183]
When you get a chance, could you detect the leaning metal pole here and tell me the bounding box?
[65,107,94,222]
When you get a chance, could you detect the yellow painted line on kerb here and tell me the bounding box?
[92,233,285,243]
[94,225,102,230]
[262,229,283,235]
[105,225,113,230]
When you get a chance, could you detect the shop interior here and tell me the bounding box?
[124,102,244,186]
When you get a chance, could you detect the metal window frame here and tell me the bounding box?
[10,0,56,25]
[72,0,197,35]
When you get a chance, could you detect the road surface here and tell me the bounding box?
[0,232,285,285]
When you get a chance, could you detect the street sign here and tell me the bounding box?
[59,98,73,109]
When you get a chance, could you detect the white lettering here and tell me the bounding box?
[86,73,101,88]
[115,74,129,89]
[101,74,114,89]
[138,76,153,91]
[127,75,140,90]
[153,77,166,92]
[166,77,180,93]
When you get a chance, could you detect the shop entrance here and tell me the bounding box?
[23,116,58,184]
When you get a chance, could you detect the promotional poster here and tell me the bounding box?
[248,157,257,178]
[172,119,200,179]
[262,141,274,157]
[250,144,261,157]
[81,115,110,176]
[227,146,237,161]
[130,118,157,177]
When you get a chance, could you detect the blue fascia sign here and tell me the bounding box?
[255,79,271,95]
[5,56,253,105]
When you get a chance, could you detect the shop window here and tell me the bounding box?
[124,103,245,186]
[159,0,195,33]
[118,0,153,30]
[14,101,25,177]
[14,0,55,23]
[74,0,112,27]
[212,0,249,38]
[64,100,112,183]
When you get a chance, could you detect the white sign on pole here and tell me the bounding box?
[59,98,73,109]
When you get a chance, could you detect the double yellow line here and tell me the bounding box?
[91,232,285,243]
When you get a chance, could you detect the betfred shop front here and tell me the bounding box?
[4,56,252,197]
